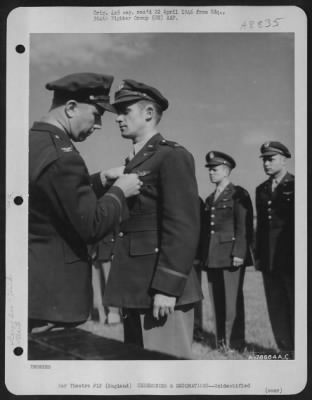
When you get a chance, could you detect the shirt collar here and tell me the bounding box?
[133,132,158,155]
[272,170,287,184]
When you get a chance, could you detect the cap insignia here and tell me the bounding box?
[264,142,270,148]
[210,152,214,159]
[118,81,125,91]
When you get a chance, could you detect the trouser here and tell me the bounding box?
[92,260,120,323]
[262,272,294,353]
[207,267,245,350]
[123,304,195,359]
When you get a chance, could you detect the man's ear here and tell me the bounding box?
[145,105,154,122]
[64,100,78,118]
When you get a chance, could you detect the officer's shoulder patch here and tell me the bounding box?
[51,134,77,156]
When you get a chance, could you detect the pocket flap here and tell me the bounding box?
[130,231,159,256]
[219,233,235,243]
[216,201,233,209]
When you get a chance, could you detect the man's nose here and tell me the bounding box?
[116,114,123,122]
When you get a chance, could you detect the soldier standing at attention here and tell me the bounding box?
[201,151,253,351]
[256,141,294,354]
[103,79,203,359]
[29,73,141,333]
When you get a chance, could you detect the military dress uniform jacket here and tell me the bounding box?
[201,184,254,269]
[103,133,203,308]
[256,172,294,274]
[29,122,129,323]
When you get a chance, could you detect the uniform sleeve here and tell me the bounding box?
[150,149,200,297]
[39,152,129,244]
[90,172,107,198]
[232,190,254,260]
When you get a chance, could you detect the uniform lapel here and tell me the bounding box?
[213,182,234,205]
[124,133,162,172]
[263,179,273,198]
[205,194,214,210]
[273,172,293,197]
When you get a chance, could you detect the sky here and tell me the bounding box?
[29,33,294,203]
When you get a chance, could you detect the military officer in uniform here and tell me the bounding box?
[29,73,141,333]
[103,79,203,359]
[256,141,294,353]
[201,151,253,351]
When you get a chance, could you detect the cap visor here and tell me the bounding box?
[260,151,280,157]
[98,102,116,113]
[205,162,222,167]
[113,95,145,107]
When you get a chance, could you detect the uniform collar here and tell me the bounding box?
[215,178,231,194]
[124,133,162,170]
[271,169,287,185]
[133,132,159,155]
[208,182,234,205]
[31,121,72,144]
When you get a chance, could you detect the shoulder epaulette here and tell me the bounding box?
[159,138,182,148]
[50,133,77,156]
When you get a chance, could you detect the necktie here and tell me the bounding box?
[271,178,278,192]
[128,147,135,161]
[214,187,221,201]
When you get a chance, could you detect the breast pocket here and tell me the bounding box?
[281,191,294,202]
[216,200,234,216]
[129,231,159,256]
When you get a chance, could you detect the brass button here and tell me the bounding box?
[210,230,215,234]
[211,207,215,210]
[118,232,124,237]
[154,248,159,253]
[211,214,215,218]
[210,222,215,226]
[268,216,272,220]
[267,200,272,205]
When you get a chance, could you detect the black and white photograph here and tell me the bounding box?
[5,5,307,396]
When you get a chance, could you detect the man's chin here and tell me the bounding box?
[121,132,132,139]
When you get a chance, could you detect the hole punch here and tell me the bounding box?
[14,347,23,356]
[14,196,23,205]
[15,44,25,54]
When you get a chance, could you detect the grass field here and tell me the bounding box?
[80,267,277,360]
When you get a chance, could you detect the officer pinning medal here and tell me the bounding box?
[28,73,142,333]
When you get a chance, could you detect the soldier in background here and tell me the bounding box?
[29,73,141,333]
[256,141,294,354]
[201,151,253,351]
